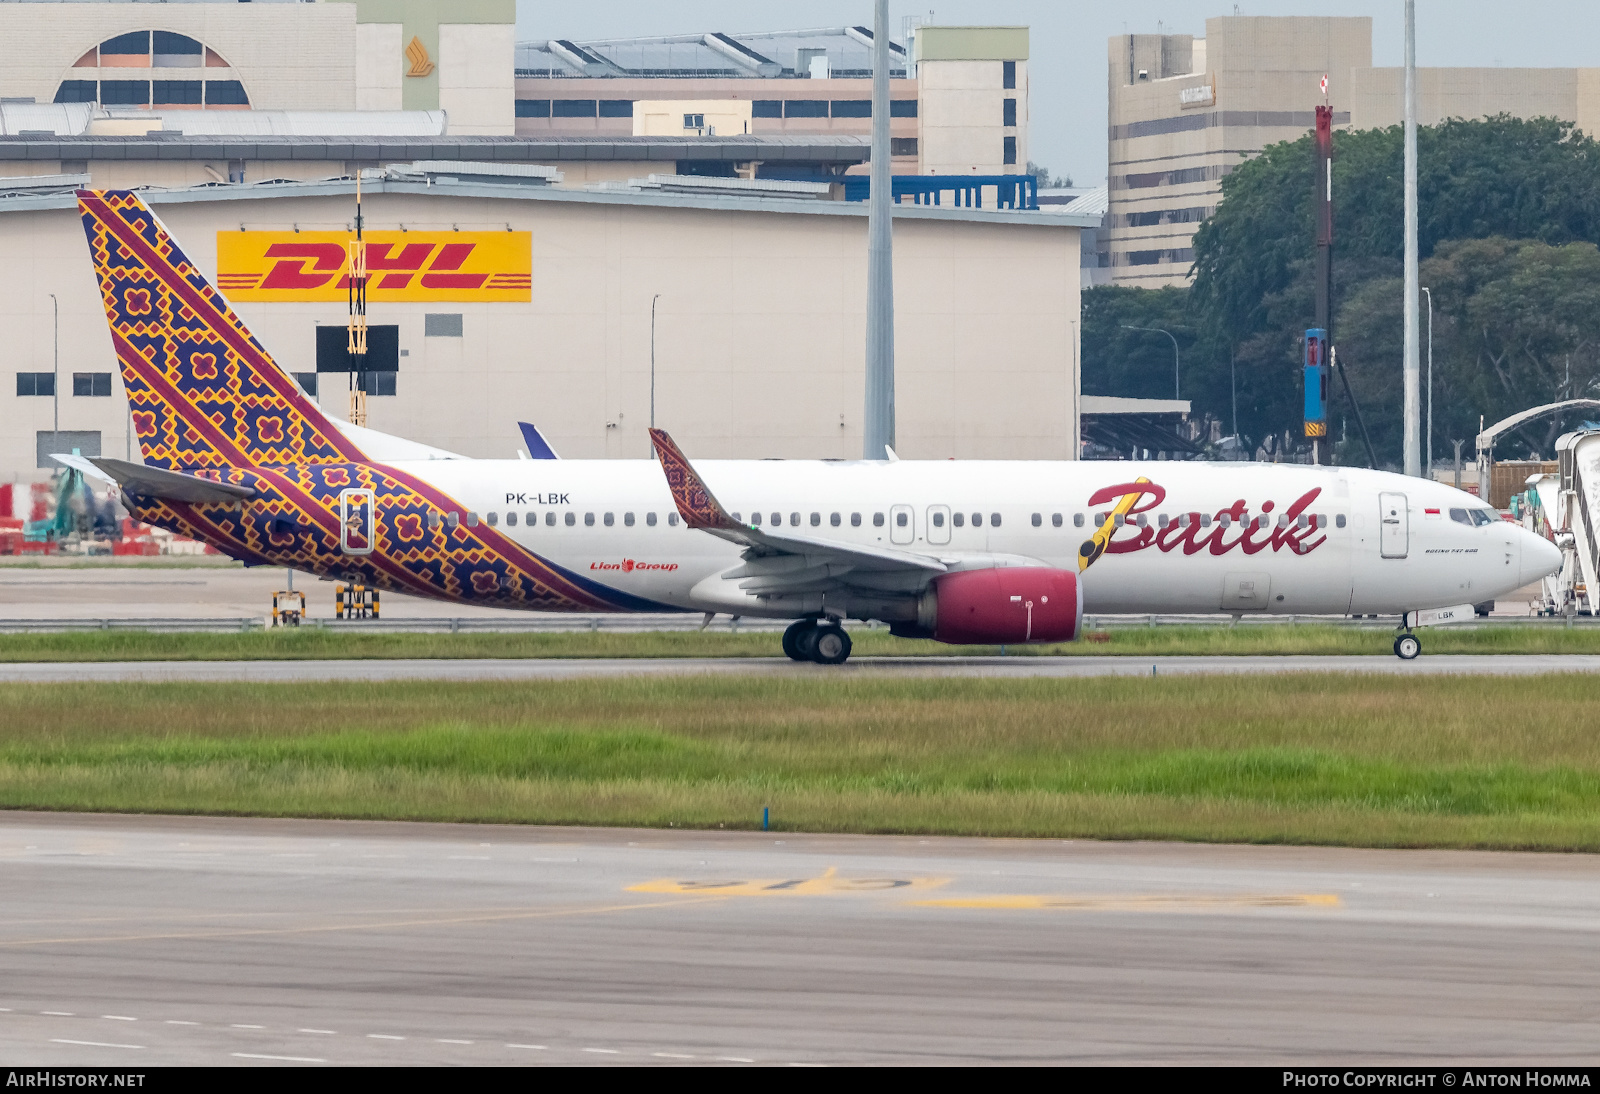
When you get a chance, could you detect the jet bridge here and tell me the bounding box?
[1520,429,1600,616]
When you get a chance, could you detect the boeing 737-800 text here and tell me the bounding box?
[56,190,1560,663]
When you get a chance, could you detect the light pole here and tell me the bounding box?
[48,292,58,459]
[1402,0,1421,476]
[1122,325,1180,399]
[649,293,660,455]
[1421,286,1433,479]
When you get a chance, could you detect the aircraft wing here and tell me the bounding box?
[649,428,946,596]
[54,455,257,505]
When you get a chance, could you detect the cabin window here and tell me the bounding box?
[830,512,841,527]
[750,512,762,526]
[465,513,478,527]
[1134,514,1146,528]
[895,511,908,527]
[446,512,460,528]
[991,513,1002,527]
[486,512,498,527]
[953,512,965,527]
[1297,515,1308,529]
[850,513,861,527]
[428,511,441,529]
[565,512,576,526]
[972,513,983,527]
[873,513,885,527]
[543,512,554,526]
[1336,514,1347,528]
[1073,513,1084,528]
[668,513,679,526]
[811,512,821,527]
[932,511,945,528]
[1157,515,1168,528]
[1031,513,1042,527]
[603,512,614,527]
[624,512,635,527]
[585,513,595,526]
[1052,513,1063,528]
[1114,515,1125,527]
[733,513,743,522]
[1277,514,1290,529]
[1219,515,1231,528]
[1201,514,1212,527]
[1258,515,1270,529]
[787,512,798,527]
[506,512,517,527]
[647,512,657,526]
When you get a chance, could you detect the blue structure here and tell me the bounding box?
[841,174,1038,210]
[1303,327,1329,438]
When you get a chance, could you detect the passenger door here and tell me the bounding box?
[890,504,914,545]
[1379,492,1408,559]
[340,488,375,555]
[926,504,951,545]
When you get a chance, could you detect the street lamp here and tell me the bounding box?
[1421,286,1433,479]
[649,293,661,456]
[1121,324,1180,399]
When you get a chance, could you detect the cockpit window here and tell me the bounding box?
[1471,509,1497,526]
[1449,508,1471,525]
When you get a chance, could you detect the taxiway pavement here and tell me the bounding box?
[0,812,1596,1066]
[4,653,1600,683]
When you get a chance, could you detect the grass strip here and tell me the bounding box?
[3,623,1600,663]
[3,673,1599,850]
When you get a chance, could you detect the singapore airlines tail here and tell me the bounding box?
[76,188,364,472]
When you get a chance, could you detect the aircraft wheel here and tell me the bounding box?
[810,624,852,665]
[782,619,815,662]
[1394,633,1421,660]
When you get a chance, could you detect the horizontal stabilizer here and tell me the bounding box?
[518,421,561,460]
[57,455,257,504]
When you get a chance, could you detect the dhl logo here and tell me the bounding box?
[216,231,531,302]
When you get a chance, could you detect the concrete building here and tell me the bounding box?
[515,26,1029,178]
[0,171,1093,484]
[1107,15,1600,288]
[0,0,517,135]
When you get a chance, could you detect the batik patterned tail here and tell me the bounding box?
[76,189,363,471]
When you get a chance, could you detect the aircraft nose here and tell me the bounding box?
[1520,529,1562,586]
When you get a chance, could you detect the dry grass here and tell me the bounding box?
[2,674,1598,849]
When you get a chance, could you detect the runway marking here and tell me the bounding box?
[0,895,726,948]
[437,1039,473,1044]
[654,1052,695,1059]
[583,1047,620,1054]
[299,1029,336,1035]
[630,866,950,898]
[231,1023,266,1029]
[232,1053,325,1062]
[102,1015,137,1021]
[507,1043,548,1050]
[717,1056,756,1063]
[368,1034,404,1040]
[166,1020,199,1026]
[51,1039,141,1049]
[41,1011,74,1016]
[912,892,1342,912]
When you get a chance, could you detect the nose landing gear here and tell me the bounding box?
[1393,632,1421,660]
[782,618,853,665]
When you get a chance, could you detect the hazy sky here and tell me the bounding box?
[515,2,1600,185]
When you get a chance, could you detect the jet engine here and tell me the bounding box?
[907,566,1082,645]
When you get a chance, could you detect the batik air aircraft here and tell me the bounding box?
[59,189,1559,663]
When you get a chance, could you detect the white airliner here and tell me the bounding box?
[59,189,1562,664]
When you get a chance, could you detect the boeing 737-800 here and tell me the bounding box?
[57,190,1561,663]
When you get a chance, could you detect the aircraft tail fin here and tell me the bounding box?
[517,421,561,460]
[76,189,365,471]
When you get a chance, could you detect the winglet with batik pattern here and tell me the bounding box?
[649,428,743,532]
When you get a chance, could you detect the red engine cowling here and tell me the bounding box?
[930,567,1082,645]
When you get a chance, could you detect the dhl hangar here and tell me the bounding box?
[0,3,1092,483]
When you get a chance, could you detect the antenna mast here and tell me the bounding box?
[347,172,369,427]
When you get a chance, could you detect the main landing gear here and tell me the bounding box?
[1393,632,1421,660]
[783,618,853,665]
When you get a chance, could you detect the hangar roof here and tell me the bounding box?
[0,172,1100,228]
[517,28,910,80]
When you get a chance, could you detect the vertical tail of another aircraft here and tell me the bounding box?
[76,189,364,471]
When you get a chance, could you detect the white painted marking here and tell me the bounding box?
[716,1057,755,1063]
[42,1012,74,1016]
[448,855,490,860]
[102,1015,137,1021]
[506,1043,548,1050]
[436,1039,473,1044]
[0,1008,12,1012]
[653,1052,695,1059]
[583,1047,621,1054]
[368,1034,404,1040]
[231,1024,266,1029]
[50,1039,141,1050]
[299,1028,336,1035]
[166,1020,199,1026]
[232,1053,326,1063]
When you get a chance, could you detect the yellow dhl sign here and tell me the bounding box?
[215,231,531,302]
